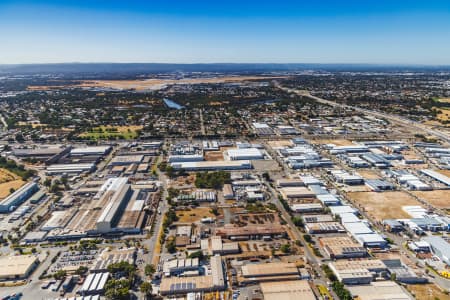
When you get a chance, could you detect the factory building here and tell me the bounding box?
[0,182,39,213]
[347,281,412,300]
[46,163,96,175]
[225,148,264,160]
[160,255,225,296]
[163,258,200,277]
[420,169,450,186]
[171,160,252,171]
[13,146,71,164]
[240,262,300,284]
[168,154,204,163]
[319,236,368,259]
[260,280,316,300]
[78,272,110,295]
[95,178,132,233]
[423,236,450,266]
[0,255,39,280]
[70,146,111,156]
[109,155,144,166]
[215,224,286,240]
[329,259,387,285]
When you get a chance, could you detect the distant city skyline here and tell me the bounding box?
[1,0,450,65]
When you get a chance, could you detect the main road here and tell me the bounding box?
[277,85,450,144]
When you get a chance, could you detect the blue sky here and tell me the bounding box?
[1,0,450,64]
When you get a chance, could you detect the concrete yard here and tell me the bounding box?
[346,191,421,221]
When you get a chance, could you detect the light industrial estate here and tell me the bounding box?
[0,68,450,300]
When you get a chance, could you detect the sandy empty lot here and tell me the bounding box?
[176,207,215,223]
[347,191,422,221]
[204,151,224,161]
[28,76,286,91]
[407,284,450,300]
[311,139,355,146]
[437,169,450,178]
[79,76,286,90]
[0,168,25,199]
[412,190,450,209]
[356,169,380,179]
[267,140,294,148]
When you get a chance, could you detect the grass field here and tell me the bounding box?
[347,191,421,221]
[80,125,142,140]
[412,190,450,209]
[0,168,25,199]
[176,207,215,223]
[407,283,450,300]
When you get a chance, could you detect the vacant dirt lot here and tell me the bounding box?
[204,151,224,161]
[0,169,25,199]
[267,140,294,148]
[311,139,355,146]
[176,207,215,223]
[412,190,450,209]
[437,169,450,178]
[356,169,381,179]
[407,283,450,300]
[82,76,285,90]
[347,191,422,221]
[437,97,450,104]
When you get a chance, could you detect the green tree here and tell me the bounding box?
[53,270,66,280]
[140,281,153,299]
[280,244,291,254]
[105,279,131,300]
[144,264,156,277]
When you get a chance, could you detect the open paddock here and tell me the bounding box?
[267,140,294,148]
[176,207,216,223]
[311,139,355,146]
[406,284,450,300]
[356,169,381,179]
[412,190,450,209]
[346,191,421,221]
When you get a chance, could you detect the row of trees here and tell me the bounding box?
[195,171,231,189]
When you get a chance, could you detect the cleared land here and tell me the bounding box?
[436,108,450,122]
[436,97,450,104]
[407,283,450,300]
[79,125,142,140]
[346,191,421,221]
[28,76,286,91]
[176,207,215,223]
[412,190,450,209]
[204,151,224,161]
[267,140,294,148]
[437,169,450,178]
[311,139,354,146]
[357,169,380,179]
[0,169,25,199]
